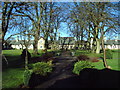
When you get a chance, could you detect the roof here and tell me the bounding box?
[48,40,59,44]
[59,37,75,45]
[7,37,44,45]
[9,40,34,45]
[104,40,120,45]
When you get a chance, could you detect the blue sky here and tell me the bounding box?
[58,22,70,37]
[4,2,119,41]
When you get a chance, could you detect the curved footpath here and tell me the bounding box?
[35,51,77,88]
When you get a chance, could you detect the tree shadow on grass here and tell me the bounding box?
[2,56,25,70]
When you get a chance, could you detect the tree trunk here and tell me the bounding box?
[44,37,49,53]
[25,48,28,69]
[33,42,38,55]
[88,31,91,50]
[102,38,108,68]
[2,2,14,49]
[33,35,38,55]
[96,38,100,54]
[80,27,84,48]
[2,32,5,49]
[91,38,96,53]
[77,43,80,49]
[45,37,49,49]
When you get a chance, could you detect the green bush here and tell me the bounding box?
[73,61,93,75]
[23,69,33,86]
[32,61,53,76]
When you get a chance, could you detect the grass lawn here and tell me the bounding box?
[3,50,22,62]
[2,49,120,88]
[2,49,60,88]
[2,49,43,62]
[74,49,120,71]
[92,51,119,71]
[2,68,24,88]
[2,49,43,88]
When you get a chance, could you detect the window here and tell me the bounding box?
[40,40,42,43]
[40,46,42,48]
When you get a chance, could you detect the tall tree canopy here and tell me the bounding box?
[67,2,119,53]
[2,2,119,54]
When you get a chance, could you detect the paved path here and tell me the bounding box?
[35,51,77,88]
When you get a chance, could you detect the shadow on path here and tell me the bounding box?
[35,51,120,88]
[35,51,77,88]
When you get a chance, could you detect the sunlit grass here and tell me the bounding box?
[92,51,119,70]
[2,50,22,56]
[74,49,120,71]
[2,49,43,88]
[2,49,43,62]
[106,52,119,70]
[2,49,60,88]
[2,49,120,88]
[2,50,22,62]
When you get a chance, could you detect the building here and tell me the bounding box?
[58,37,75,50]
[4,37,45,50]
[90,37,120,50]
[3,37,120,50]
[4,37,76,50]
[104,40,120,49]
[37,37,45,49]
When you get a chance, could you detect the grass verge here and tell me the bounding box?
[74,49,120,71]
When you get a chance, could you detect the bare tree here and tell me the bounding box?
[68,2,119,53]
[41,2,65,51]
[13,2,64,54]
[2,2,15,49]
[20,17,32,69]
[12,2,44,54]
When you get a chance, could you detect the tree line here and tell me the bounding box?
[2,2,66,54]
[1,2,119,54]
[67,2,119,53]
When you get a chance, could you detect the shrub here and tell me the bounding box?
[73,61,93,75]
[28,64,33,69]
[32,61,53,76]
[23,69,33,86]
[77,54,89,61]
